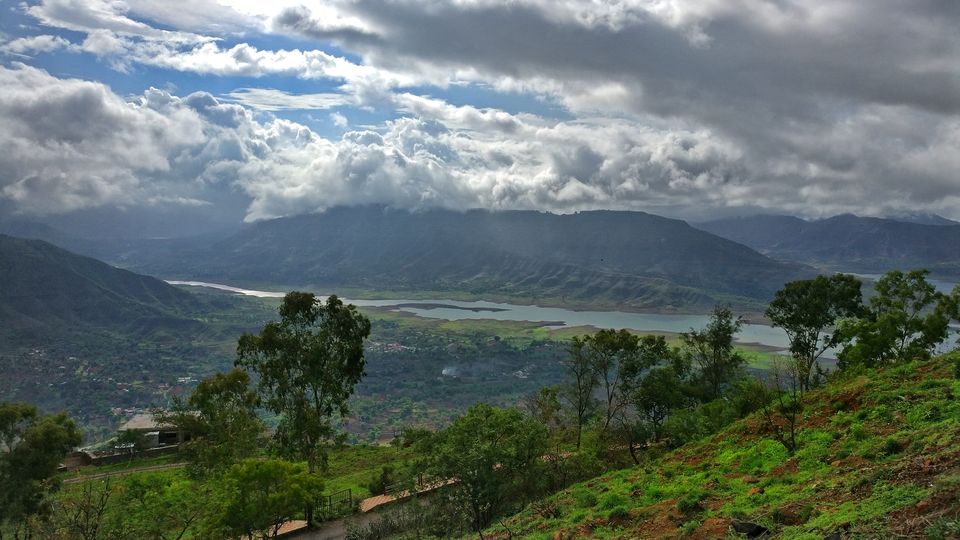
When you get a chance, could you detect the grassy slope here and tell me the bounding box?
[495,354,960,539]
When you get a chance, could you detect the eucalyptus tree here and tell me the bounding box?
[766,274,863,391]
[236,292,371,474]
[838,270,958,367]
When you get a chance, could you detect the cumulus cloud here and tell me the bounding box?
[4,0,960,221]
[1,34,76,55]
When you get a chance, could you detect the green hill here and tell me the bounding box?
[0,234,205,342]
[497,355,960,539]
[129,206,812,311]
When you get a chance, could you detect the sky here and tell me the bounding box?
[1,0,959,236]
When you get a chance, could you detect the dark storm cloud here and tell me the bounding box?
[273,0,960,217]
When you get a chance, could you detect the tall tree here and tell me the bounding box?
[838,270,957,367]
[681,306,745,401]
[0,403,82,539]
[766,274,863,391]
[588,329,647,434]
[562,336,598,449]
[419,404,548,535]
[236,292,371,474]
[164,369,264,478]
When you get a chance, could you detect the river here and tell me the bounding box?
[168,280,794,351]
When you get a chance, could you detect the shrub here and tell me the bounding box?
[680,519,701,536]
[574,490,597,508]
[598,492,629,510]
[607,506,630,520]
[882,437,904,456]
[677,491,706,513]
[926,518,960,540]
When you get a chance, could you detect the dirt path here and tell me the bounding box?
[63,462,186,484]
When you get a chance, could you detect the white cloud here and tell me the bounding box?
[330,112,348,128]
[6,0,960,222]
[222,88,352,111]
[1,34,75,55]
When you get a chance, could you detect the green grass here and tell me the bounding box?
[493,353,960,539]
[321,444,416,498]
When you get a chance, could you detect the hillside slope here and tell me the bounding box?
[0,234,204,342]
[697,214,960,278]
[499,355,960,539]
[129,207,812,311]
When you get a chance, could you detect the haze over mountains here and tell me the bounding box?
[69,207,814,311]
[0,234,205,342]
[697,214,960,278]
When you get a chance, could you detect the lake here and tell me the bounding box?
[168,280,794,352]
[170,280,960,358]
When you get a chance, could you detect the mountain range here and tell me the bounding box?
[696,214,960,278]
[108,206,812,311]
[0,234,205,343]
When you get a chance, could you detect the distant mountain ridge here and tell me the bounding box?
[0,234,204,342]
[696,214,960,277]
[119,206,813,311]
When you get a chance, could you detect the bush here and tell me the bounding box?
[882,437,904,456]
[677,491,706,513]
[573,490,597,508]
[607,506,630,520]
[598,492,629,510]
[927,518,960,540]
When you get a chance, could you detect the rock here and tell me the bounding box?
[730,519,770,538]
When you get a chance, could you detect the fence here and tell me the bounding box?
[316,488,353,518]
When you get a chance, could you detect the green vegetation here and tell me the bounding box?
[766,273,863,391]
[0,403,82,538]
[237,292,371,476]
[3,269,959,539]
[495,353,960,539]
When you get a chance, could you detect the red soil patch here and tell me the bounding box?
[830,386,865,412]
[689,517,730,539]
[771,457,799,477]
[622,499,688,540]
[887,485,960,538]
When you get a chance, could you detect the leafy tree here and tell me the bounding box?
[40,480,120,540]
[766,274,863,391]
[633,365,690,442]
[562,336,599,449]
[220,459,323,539]
[759,360,804,455]
[521,386,563,432]
[419,404,548,534]
[587,330,647,433]
[118,473,221,540]
[236,292,371,473]
[164,369,264,478]
[681,306,745,401]
[837,270,957,367]
[0,403,82,538]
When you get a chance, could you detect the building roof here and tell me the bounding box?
[118,413,174,432]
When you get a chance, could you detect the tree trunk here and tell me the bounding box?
[628,440,640,465]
